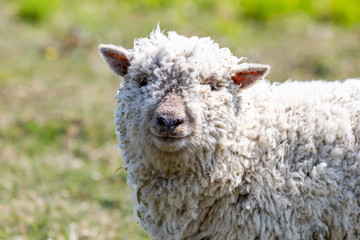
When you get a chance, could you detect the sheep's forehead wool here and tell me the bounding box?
[127,29,240,90]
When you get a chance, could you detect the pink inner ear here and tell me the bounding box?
[232,71,260,88]
[105,52,130,75]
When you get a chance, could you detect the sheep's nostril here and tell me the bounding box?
[169,118,183,128]
[157,116,169,127]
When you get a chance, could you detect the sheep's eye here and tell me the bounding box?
[209,83,218,91]
[201,78,219,91]
[139,78,148,87]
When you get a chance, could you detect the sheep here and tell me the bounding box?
[99,28,360,240]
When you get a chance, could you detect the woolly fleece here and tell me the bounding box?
[99,28,360,240]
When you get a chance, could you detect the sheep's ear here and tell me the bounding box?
[99,44,131,76]
[231,63,270,89]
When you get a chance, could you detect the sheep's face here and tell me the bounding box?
[99,30,269,171]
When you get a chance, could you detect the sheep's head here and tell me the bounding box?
[99,29,269,172]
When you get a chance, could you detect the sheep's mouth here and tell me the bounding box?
[152,136,188,152]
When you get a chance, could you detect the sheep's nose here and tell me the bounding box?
[150,93,191,139]
[157,116,184,132]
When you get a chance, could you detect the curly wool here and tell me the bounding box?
[99,28,360,240]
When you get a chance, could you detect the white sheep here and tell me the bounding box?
[99,28,360,240]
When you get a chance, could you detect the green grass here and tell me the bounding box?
[0,0,359,239]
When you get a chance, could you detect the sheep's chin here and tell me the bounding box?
[152,136,187,152]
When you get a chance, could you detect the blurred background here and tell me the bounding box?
[0,0,359,239]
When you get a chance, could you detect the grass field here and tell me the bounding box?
[0,0,359,239]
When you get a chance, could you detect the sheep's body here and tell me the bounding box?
[99,29,360,240]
